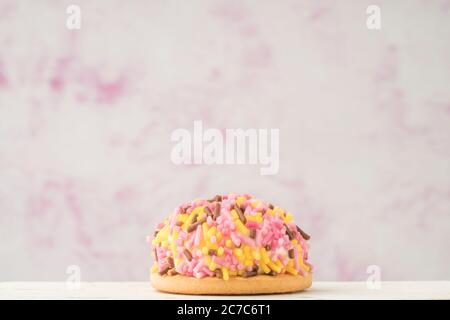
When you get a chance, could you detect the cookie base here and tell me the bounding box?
[151,272,312,295]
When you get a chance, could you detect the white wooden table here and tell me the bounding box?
[0,282,449,300]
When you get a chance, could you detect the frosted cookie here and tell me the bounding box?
[149,194,312,295]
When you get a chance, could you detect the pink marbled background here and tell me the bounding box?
[0,0,449,281]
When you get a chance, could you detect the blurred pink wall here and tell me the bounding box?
[0,0,449,281]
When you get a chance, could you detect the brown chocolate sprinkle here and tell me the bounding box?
[167,257,174,268]
[183,248,193,261]
[187,218,206,233]
[215,268,223,279]
[154,230,159,237]
[167,269,178,276]
[234,204,247,224]
[158,266,169,275]
[208,249,217,256]
[208,195,222,202]
[243,271,258,277]
[175,221,183,227]
[268,270,277,276]
[288,249,295,259]
[154,248,158,262]
[191,213,198,224]
[296,225,311,240]
[204,206,213,217]
[284,223,295,240]
[214,202,221,219]
[268,203,274,210]
[249,228,256,239]
[265,244,271,251]
[252,265,259,272]
[187,223,199,233]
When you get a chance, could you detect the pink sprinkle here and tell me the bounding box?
[202,266,215,277]
[240,235,255,247]
[210,235,217,243]
[194,225,202,246]
[193,261,203,274]
[185,233,195,248]
[156,222,165,229]
[231,232,241,247]
[213,256,224,266]
[246,221,259,229]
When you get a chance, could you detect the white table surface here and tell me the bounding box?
[0,281,449,300]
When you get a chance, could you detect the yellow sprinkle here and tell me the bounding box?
[260,248,270,264]
[222,268,229,281]
[175,258,182,266]
[275,259,283,269]
[286,266,298,275]
[292,239,298,246]
[268,261,282,273]
[155,224,170,242]
[177,214,188,222]
[234,248,243,257]
[161,240,168,248]
[287,260,294,268]
[244,259,253,267]
[299,255,310,272]
[247,215,263,223]
[284,212,293,223]
[207,226,217,239]
[252,249,261,260]
[230,209,239,220]
[182,208,202,231]
[217,232,223,242]
[207,242,218,250]
[243,246,251,257]
[236,196,247,206]
[217,247,224,256]
[266,209,274,216]
[151,265,158,273]
[202,246,209,255]
[202,222,209,239]
[209,261,217,271]
[225,239,233,248]
[235,219,250,236]
[260,261,271,273]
